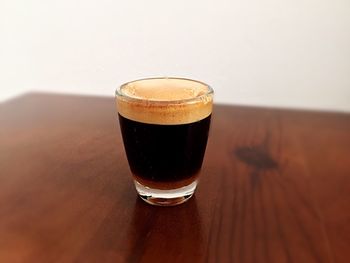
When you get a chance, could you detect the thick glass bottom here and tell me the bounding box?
[134,180,197,206]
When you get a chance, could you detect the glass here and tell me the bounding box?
[115,77,213,206]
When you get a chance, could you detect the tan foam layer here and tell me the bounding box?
[116,78,213,125]
[121,78,209,101]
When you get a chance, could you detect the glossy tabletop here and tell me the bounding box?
[0,94,349,263]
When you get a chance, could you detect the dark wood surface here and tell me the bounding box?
[1,93,349,263]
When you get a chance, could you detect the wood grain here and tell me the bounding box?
[0,93,349,263]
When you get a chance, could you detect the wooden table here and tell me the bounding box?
[1,93,349,263]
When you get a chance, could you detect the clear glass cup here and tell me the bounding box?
[115,77,213,206]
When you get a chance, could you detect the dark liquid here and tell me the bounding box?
[118,114,211,188]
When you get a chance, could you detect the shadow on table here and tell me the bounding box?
[125,196,204,262]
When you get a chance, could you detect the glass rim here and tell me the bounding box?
[115,77,214,105]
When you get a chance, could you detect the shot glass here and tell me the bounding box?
[116,77,213,206]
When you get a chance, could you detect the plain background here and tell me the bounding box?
[1,0,350,111]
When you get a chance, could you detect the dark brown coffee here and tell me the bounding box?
[119,114,211,189]
[116,78,213,195]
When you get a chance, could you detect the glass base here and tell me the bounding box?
[134,180,197,206]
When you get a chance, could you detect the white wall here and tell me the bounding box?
[1,0,350,111]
